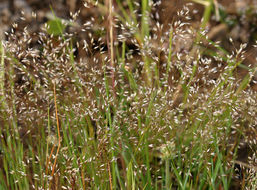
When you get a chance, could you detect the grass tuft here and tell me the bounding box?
[0,1,256,189]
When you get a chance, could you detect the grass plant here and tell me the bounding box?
[0,0,256,189]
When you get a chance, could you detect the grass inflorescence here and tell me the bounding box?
[0,0,256,189]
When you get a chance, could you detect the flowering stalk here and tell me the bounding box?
[108,0,116,98]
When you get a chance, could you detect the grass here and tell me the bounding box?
[0,0,256,189]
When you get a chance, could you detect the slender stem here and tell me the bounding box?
[51,82,61,178]
[108,162,113,190]
[108,0,116,97]
[165,159,171,189]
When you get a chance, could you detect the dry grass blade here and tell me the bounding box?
[108,161,113,190]
[107,0,116,98]
[51,82,61,177]
[44,82,61,188]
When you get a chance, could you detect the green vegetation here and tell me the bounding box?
[0,0,256,189]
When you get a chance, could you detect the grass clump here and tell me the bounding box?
[0,0,256,189]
